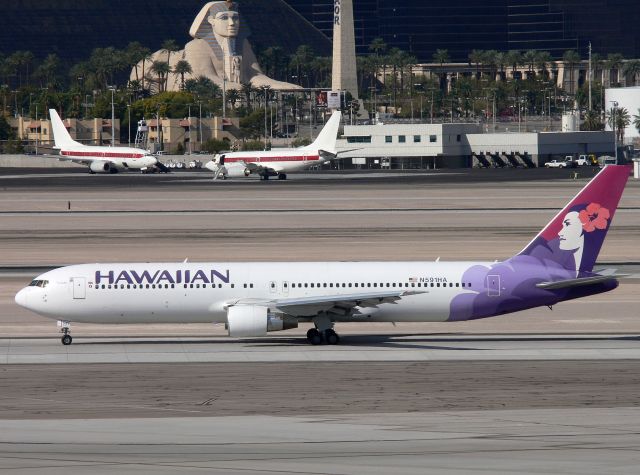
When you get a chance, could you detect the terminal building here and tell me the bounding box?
[336,122,614,168]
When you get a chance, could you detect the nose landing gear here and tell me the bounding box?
[58,320,73,345]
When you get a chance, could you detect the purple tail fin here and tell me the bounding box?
[518,165,630,274]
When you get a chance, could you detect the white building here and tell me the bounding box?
[605,87,640,143]
[336,122,614,168]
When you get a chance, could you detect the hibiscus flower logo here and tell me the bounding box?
[579,203,610,232]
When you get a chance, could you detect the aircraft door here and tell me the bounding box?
[486,275,501,297]
[72,277,86,299]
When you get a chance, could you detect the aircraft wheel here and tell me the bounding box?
[61,334,73,346]
[306,328,323,345]
[278,173,287,180]
[324,329,340,345]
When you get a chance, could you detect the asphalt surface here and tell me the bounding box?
[1,166,639,474]
[0,166,603,189]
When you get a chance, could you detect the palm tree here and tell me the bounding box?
[622,60,640,86]
[126,42,151,87]
[607,107,630,142]
[33,53,60,89]
[432,49,450,88]
[605,53,624,86]
[369,37,387,88]
[535,51,552,78]
[522,49,537,78]
[241,82,254,111]
[563,50,581,94]
[505,50,522,79]
[468,49,484,79]
[633,108,640,135]
[173,60,193,90]
[581,110,603,131]
[150,60,171,93]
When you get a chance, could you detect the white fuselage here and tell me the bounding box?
[59,145,158,170]
[210,150,324,174]
[15,261,487,325]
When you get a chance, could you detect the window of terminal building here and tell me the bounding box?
[399,135,406,143]
[414,135,421,143]
[347,136,372,143]
[385,135,392,143]
[429,135,437,143]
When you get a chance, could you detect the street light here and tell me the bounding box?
[107,86,116,147]
[610,100,618,164]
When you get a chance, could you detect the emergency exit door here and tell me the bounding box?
[486,275,501,297]
[73,277,86,299]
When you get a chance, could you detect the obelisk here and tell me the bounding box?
[332,0,359,99]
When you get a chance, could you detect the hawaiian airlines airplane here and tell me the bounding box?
[15,166,630,346]
[204,111,348,180]
[48,109,164,174]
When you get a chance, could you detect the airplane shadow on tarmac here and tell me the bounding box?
[69,333,640,350]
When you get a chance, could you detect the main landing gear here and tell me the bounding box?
[306,328,340,345]
[306,315,340,345]
[58,320,73,345]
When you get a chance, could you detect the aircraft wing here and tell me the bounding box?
[536,274,629,290]
[319,148,362,159]
[229,290,424,317]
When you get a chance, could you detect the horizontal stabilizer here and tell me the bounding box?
[536,274,629,290]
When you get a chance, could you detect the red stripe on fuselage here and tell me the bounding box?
[61,151,144,159]
[224,155,320,163]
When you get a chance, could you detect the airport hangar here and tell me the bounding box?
[336,123,614,169]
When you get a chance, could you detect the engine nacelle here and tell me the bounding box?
[89,161,115,174]
[224,163,251,178]
[226,305,298,337]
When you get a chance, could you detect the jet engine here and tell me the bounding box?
[224,163,251,178]
[226,305,298,337]
[89,161,116,174]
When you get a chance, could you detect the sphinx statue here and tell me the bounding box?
[132,1,300,92]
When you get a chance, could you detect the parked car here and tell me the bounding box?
[545,159,575,168]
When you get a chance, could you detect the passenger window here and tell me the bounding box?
[430,283,434,287]
[429,135,437,143]
[311,283,315,288]
[250,284,253,288]
[231,284,235,288]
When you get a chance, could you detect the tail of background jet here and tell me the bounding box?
[518,165,630,273]
[303,110,341,153]
[49,109,82,149]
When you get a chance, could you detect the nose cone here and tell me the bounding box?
[15,288,28,308]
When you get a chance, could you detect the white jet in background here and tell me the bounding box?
[48,109,165,174]
[205,111,350,180]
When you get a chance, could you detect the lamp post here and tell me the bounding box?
[107,86,116,147]
[35,104,38,155]
[198,100,203,152]
[610,100,618,164]
[127,103,131,147]
[430,89,434,124]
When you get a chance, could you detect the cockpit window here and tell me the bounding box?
[29,280,49,288]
